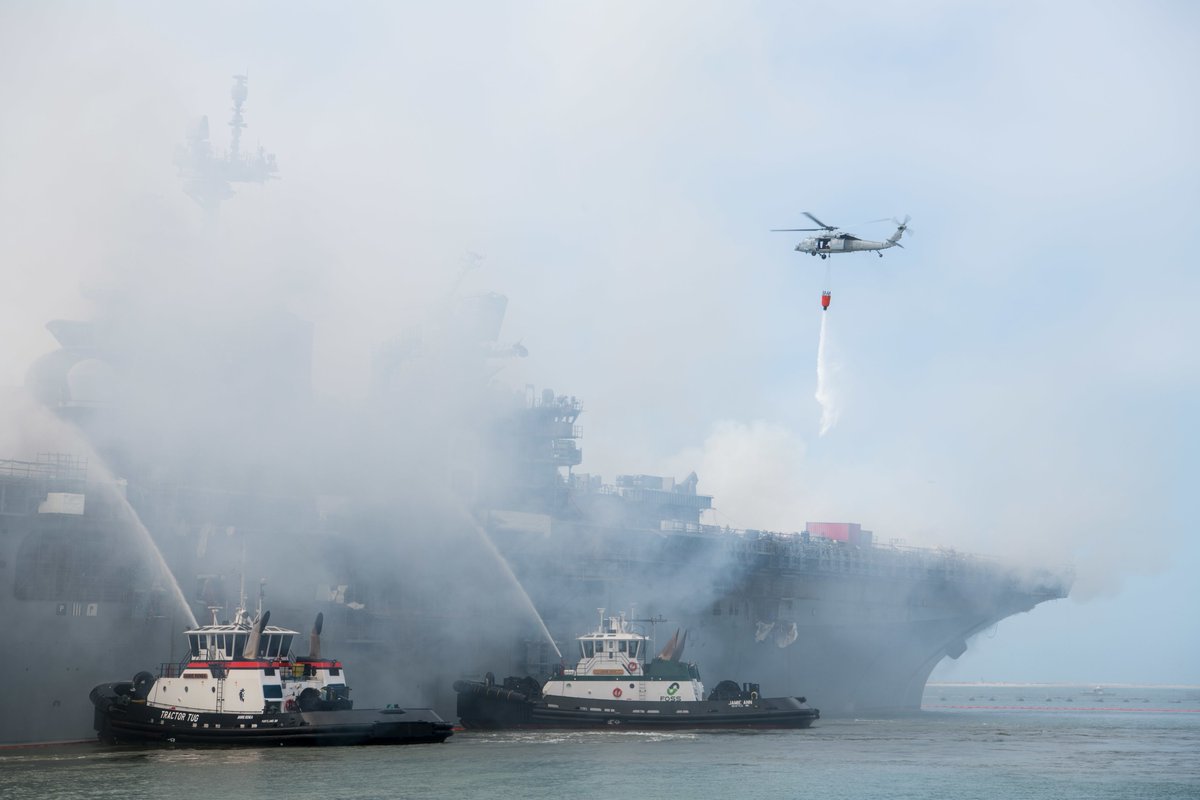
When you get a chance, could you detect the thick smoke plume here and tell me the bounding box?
[1,1,1196,697]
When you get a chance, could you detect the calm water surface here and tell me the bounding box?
[3,685,1196,800]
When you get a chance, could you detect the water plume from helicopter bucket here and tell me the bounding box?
[815,311,839,436]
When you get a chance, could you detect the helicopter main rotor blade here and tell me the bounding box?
[802,211,835,230]
[771,228,823,232]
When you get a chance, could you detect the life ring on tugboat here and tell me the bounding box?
[626,661,639,673]
[612,687,623,698]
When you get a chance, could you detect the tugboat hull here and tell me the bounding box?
[454,680,818,730]
[91,683,453,746]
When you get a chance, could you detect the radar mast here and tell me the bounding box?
[174,74,279,214]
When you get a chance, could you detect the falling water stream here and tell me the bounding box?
[815,311,839,436]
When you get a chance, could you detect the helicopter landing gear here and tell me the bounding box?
[877,252,883,258]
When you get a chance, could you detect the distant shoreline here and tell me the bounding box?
[927,682,1200,689]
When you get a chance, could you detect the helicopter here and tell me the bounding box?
[773,212,910,259]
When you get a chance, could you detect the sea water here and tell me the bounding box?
[2,684,1196,800]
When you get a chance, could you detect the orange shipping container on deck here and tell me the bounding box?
[806,522,859,542]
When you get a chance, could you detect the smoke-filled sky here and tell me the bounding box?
[1,1,1197,684]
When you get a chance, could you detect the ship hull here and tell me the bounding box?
[489,519,1065,718]
[89,683,453,746]
[0,468,1068,744]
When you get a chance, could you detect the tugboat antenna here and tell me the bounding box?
[238,542,247,618]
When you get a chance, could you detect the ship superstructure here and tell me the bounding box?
[174,75,278,213]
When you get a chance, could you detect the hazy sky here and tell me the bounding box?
[1,0,1197,683]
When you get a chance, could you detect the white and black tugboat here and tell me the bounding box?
[454,611,819,729]
[90,609,453,746]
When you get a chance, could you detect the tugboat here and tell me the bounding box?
[90,609,454,745]
[454,610,819,729]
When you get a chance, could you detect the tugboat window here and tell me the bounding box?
[618,641,627,653]
[583,641,594,658]
[189,635,200,657]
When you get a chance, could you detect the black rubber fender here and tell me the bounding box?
[453,680,529,704]
[131,671,156,699]
[297,687,321,712]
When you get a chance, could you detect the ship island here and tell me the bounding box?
[0,78,1070,746]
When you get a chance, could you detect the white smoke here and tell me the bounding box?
[661,420,806,531]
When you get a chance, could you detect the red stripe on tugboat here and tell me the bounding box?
[183,660,342,670]
[90,608,453,747]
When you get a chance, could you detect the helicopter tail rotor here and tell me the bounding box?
[887,215,911,246]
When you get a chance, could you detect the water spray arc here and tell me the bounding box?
[457,507,563,660]
[110,488,199,630]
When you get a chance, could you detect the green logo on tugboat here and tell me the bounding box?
[667,682,680,696]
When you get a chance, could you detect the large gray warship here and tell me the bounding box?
[0,291,1069,744]
[0,79,1069,745]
